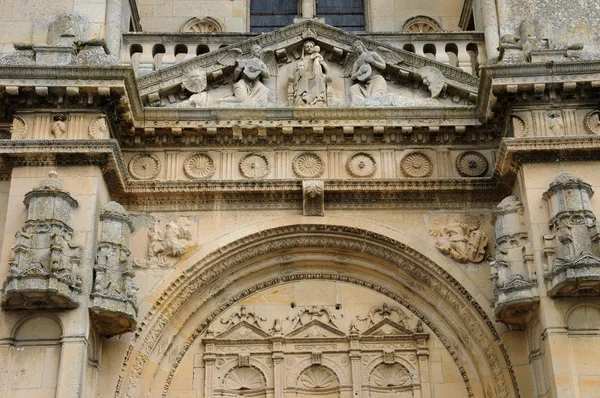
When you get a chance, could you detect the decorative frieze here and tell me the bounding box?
[90,202,138,337]
[2,172,82,310]
[490,196,539,325]
[543,173,600,296]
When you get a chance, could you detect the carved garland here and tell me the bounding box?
[117,225,519,398]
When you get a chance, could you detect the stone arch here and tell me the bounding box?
[12,313,62,341]
[115,224,519,398]
[222,365,266,390]
[285,355,350,388]
[180,17,223,33]
[566,303,600,331]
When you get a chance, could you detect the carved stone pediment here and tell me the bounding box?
[137,20,478,109]
[285,319,346,339]
[215,321,272,340]
[361,318,414,337]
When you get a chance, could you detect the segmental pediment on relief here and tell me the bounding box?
[137,20,479,109]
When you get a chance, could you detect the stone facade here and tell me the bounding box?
[0,1,600,398]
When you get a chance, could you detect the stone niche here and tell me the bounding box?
[543,173,600,297]
[89,202,138,337]
[2,172,82,310]
[490,196,539,326]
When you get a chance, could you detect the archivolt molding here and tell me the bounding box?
[116,224,519,398]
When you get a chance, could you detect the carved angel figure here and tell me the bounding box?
[347,40,387,103]
[293,40,330,106]
[221,44,273,106]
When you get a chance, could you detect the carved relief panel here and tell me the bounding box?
[203,304,430,398]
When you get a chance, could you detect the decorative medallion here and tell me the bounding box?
[584,111,600,134]
[89,115,109,139]
[183,153,215,179]
[129,154,161,180]
[511,114,528,137]
[299,366,337,388]
[239,153,269,179]
[402,15,442,33]
[182,68,207,93]
[10,115,28,139]
[371,363,411,387]
[293,153,324,178]
[456,151,488,177]
[346,153,377,178]
[400,152,433,178]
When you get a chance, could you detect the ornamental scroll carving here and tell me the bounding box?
[1,172,82,310]
[429,215,488,263]
[202,303,429,397]
[133,217,193,268]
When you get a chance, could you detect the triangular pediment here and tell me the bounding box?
[362,318,414,336]
[215,321,271,340]
[286,319,346,338]
[137,20,478,109]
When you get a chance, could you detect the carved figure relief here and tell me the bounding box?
[90,202,138,336]
[346,41,387,104]
[293,153,324,178]
[220,45,275,106]
[89,115,109,139]
[183,153,215,179]
[239,153,269,178]
[293,40,330,106]
[129,154,161,180]
[455,151,488,177]
[346,153,377,178]
[51,114,67,138]
[10,115,28,139]
[584,111,600,134]
[400,152,433,178]
[547,109,565,135]
[133,217,193,268]
[2,172,82,309]
[418,66,446,98]
[429,215,488,263]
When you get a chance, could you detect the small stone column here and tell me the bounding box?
[543,173,600,296]
[490,196,539,325]
[89,201,138,337]
[349,329,361,398]
[2,171,81,310]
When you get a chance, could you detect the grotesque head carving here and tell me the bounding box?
[49,13,91,46]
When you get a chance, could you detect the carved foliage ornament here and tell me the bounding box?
[293,153,325,178]
[400,152,433,178]
[184,153,215,179]
[346,152,377,178]
[456,151,488,177]
[239,153,269,179]
[129,154,161,180]
[584,110,600,135]
[88,115,109,139]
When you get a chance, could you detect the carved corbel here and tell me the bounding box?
[303,180,324,217]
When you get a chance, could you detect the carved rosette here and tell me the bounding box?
[456,151,488,177]
[239,153,269,178]
[511,114,528,137]
[90,201,138,337]
[584,111,600,135]
[2,172,82,310]
[293,153,324,178]
[10,115,28,139]
[89,115,109,139]
[184,153,215,179]
[346,153,377,178]
[129,154,161,180]
[400,152,433,178]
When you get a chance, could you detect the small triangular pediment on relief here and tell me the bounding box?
[215,321,271,340]
[362,318,414,336]
[286,319,346,338]
[137,20,479,107]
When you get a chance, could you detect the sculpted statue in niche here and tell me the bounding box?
[347,41,387,104]
[293,40,330,106]
[133,217,193,268]
[220,45,275,106]
[429,215,488,263]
